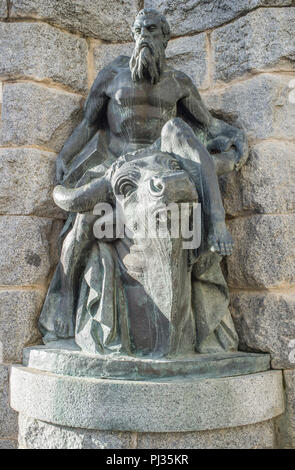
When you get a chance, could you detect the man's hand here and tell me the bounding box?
[208,118,249,172]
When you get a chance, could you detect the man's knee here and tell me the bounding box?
[161,118,187,141]
[162,117,200,147]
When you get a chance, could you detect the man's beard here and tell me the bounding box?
[130,40,165,85]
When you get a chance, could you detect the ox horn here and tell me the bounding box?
[53,178,111,213]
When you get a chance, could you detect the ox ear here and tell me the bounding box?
[53,177,112,213]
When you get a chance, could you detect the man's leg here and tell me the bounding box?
[160,118,233,256]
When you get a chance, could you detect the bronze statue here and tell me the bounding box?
[39,9,248,357]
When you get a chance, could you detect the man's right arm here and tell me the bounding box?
[55,118,98,182]
[56,62,117,183]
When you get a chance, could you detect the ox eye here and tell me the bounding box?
[170,160,182,171]
[118,179,137,198]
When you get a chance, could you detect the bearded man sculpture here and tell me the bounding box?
[39,9,248,358]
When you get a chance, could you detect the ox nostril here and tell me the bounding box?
[149,177,165,196]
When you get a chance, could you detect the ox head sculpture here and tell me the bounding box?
[53,150,200,357]
[53,150,198,226]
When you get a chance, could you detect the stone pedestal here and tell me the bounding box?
[17,415,278,449]
[10,343,285,449]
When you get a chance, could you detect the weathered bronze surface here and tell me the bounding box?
[39,9,249,360]
[23,341,271,381]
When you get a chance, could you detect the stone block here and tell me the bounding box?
[276,369,295,448]
[212,8,295,83]
[137,420,276,449]
[18,415,135,449]
[0,216,63,286]
[10,0,141,41]
[166,34,209,89]
[144,0,293,37]
[219,171,243,217]
[202,74,295,141]
[18,414,276,449]
[227,214,295,289]
[0,365,18,438]
[220,141,295,216]
[0,148,64,219]
[0,83,83,152]
[0,290,44,363]
[0,439,17,449]
[0,0,7,18]
[93,42,134,78]
[0,23,88,92]
[230,291,295,369]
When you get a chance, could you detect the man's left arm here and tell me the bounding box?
[178,77,248,175]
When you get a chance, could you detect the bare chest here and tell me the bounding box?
[107,71,182,110]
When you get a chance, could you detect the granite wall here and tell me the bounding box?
[0,0,294,449]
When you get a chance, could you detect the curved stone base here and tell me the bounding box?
[18,414,277,449]
[10,366,284,433]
